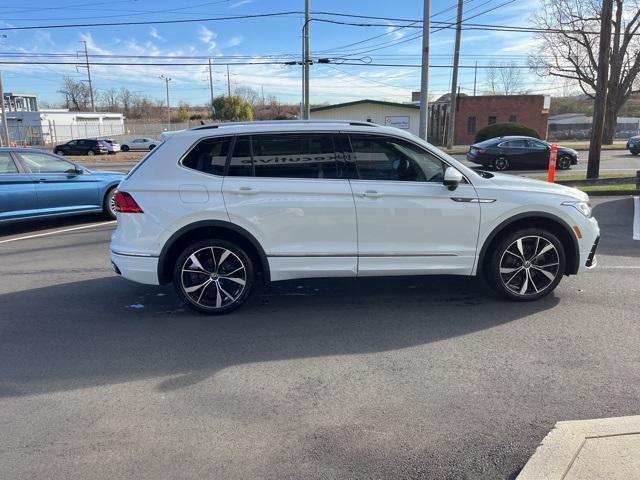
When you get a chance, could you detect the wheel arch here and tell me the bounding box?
[157,220,270,285]
[477,212,580,276]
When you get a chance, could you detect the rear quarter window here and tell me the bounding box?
[181,136,231,176]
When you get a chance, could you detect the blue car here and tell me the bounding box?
[0,147,125,224]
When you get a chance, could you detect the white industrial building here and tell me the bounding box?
[2,92,124,145]
[311,100,420,136]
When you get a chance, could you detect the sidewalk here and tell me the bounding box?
[517,415,640,479]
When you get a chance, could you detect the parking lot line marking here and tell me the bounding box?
[634,196,640,241]
[0,221,116,244]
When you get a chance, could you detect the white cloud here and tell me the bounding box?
[198,26,218,50]
[229,0,252,8]
[149,27,164,42]
[226,36,243,48]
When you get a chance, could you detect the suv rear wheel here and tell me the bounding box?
[487,228,565,301]
[173,239,254,314]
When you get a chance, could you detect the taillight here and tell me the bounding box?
[478,148,487,154]
[114,191,143,213]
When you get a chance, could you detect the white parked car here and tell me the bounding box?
[110,121,600,314]
[120,137,158,152]
[100,139,121,154]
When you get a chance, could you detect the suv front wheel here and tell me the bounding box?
[487,229,566,301]
[173,239,254,314]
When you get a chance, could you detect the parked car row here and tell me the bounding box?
[53,138,159,156]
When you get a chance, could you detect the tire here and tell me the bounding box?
[104,187,118,220]
[173,239,254,315]
[149,144,156,150]
[54,150,63,156]
[557,155,572,170]
[87,150,95,156]
[121,145,130,152]
[486,228,566,302]
[494,157,509,171]
[631,150,639,156]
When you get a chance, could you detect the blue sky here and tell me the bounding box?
[0,0,560,107]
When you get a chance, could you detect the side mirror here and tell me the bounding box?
[443,167,463,191]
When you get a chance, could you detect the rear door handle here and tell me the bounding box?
[230,186,259,194]
[359,190,382,199]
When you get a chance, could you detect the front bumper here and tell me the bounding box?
[110,251,160,285]
[577,216,600,273]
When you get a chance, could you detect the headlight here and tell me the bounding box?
[562,201,592,218]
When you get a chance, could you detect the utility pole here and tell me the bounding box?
[418,0,430,140]
[208,59,215,119]
[160,75,171,130]
[82,40,95,112]
[261,85,265,104]
[226,64,231,98]
[0,71,10,146]
[473,60,478,96]
[446,0,464,149]
[303,0,311,119]
[587,0,613,180]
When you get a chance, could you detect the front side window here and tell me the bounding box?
[349,135,444,183]
[528,139,547,149]
[0,153,18,174]
[228,134,338,179]
[17,152,75,174]
[499,140,527,148]
[181,136,230,176]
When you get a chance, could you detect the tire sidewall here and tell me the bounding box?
[104,187,117,220]
[149,145,156,150]
[487,228,566,301]
[122,145,130,152]
[173,239,254,315]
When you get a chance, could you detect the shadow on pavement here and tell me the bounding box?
[592,197,638,257]
[0,274,559,398]
[0,214,110,238]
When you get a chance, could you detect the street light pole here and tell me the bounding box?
[208,59,215,119]
[418,0,430,140]
[160,75,171,130]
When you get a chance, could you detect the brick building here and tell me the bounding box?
[413,93,550,145]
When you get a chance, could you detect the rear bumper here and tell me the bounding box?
[110,251,160,285]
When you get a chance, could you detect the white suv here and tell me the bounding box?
[110,121,600,314]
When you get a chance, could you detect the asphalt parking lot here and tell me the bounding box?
[1,197,639,480]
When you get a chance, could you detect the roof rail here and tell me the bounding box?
[189,120,381,131]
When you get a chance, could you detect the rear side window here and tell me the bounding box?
[499,140,526,148]
[182,137,231,176]
[228,133,339,179]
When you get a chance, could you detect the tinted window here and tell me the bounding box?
[528,140,547,149]
[0,153,18,174]
[228,134,338,179]
[350,135,444,183]
[228,136,254,177]
[17,152,75,173]
[499,140,527,148]
[182,136,230,176]
[253,134,337,179]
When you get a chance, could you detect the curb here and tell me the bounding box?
[517,415,640,479]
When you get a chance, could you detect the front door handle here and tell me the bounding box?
[359,190,382,199]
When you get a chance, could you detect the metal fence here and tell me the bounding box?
[2,121,204,147]
[548,122,640,141]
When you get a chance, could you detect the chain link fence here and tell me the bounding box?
[548,121,640,141]
[2,120,204,147]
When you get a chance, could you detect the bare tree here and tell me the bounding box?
[484,61,526,95]
[234,86,260,106]
[529,0,640,144]
[100,88,119,112]
[58,76,93,111]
